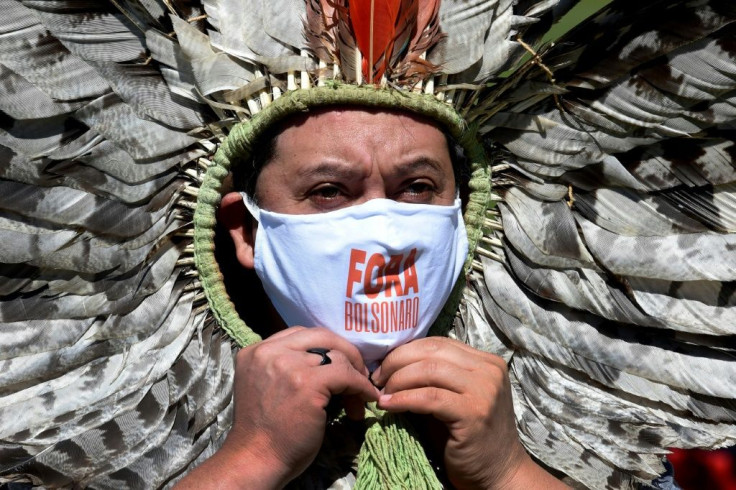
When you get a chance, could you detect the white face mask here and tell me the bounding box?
[241,194,468,369]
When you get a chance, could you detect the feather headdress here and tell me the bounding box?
[305,0,442,84]
[1,0,736,488]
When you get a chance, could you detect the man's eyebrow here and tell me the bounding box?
[393,157,447,177]
[296,162,363,179]
[294,157,448,179]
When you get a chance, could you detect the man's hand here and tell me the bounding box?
[372,337,567,490]
[176,327,379,489]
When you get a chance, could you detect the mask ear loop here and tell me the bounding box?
[239,192,261,223]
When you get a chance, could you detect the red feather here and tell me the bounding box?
[349,0,410,83]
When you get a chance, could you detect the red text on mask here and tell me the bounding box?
[344,248,420,333]
[345,248,419,299]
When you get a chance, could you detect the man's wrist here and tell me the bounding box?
[175,437,292,489]
[496,454,570,490]
[217,437,294,489]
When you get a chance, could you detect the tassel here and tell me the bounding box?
[355,404,442,489]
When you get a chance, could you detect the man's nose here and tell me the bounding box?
[359,175,390,203]
[357,189,389,205]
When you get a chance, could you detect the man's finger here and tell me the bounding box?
[265,325,307,341]
[277,327,370,375]
[373,337,502,386]
[314,360,380,402]
[381,359,476,396]
[377,387,465,423]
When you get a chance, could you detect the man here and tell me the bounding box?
[1,1,729,487]
[177,107,569,489]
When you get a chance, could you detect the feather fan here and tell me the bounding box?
[1,1,736,489]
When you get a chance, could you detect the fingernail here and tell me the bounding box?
[369,368,382,387]
[379,394,392,405]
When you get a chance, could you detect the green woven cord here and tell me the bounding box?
[355,404,443,490]
[192,83,493,489]
[429,121,491,337]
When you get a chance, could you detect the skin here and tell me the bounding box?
[176,109,568,489]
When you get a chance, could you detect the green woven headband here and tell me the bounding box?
[193,84,492,347]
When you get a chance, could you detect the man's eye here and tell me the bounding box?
[311,184,341,199]
[307,184,350,210]
[398,180,436,202]
[405,182,434,195]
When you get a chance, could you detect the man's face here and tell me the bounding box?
[254,108,457,214]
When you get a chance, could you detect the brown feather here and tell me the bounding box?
[305,0,338,63]
[394,0,442,82]
[334,0,359,81]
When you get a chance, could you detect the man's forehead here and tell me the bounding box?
[268,107,448,162]
[268,107,451,167]
[274,106,446,136]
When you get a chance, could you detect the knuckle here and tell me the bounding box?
[252,342,278,362]
[336,357,354,377]
[309,326,334,339]
[421,359,441,384]
[482,357,508,378]
[422,337,445,354]
[426,387,443,404]
[328,349,347,364]
[269,350,295,374]
[287,369,307,388]
[380,350,398,370]
[477,398,494,420]
[325,350,351,372]
[236,344,256,364]
[248,343,273,365]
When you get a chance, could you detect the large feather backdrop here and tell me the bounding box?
[0,0,735,488]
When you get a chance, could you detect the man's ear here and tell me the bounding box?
[218,192,256,269]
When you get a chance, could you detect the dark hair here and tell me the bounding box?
[231,123,281,201]
[446,132,470,189]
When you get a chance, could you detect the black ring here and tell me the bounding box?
[306,348,332,366]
